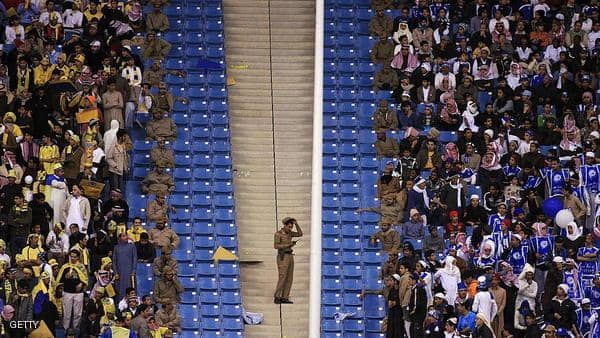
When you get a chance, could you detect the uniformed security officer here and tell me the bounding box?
[273,217,303,304]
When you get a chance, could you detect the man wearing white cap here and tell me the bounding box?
[472,276,498,328]
[576,298,595,337]
[579,152,599,195]
[546,283,580,337]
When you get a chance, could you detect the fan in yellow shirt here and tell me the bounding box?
[33,57,55,86]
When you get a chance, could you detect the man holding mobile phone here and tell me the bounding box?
[273,217,303,304]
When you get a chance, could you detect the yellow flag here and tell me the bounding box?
[212,246,238,262]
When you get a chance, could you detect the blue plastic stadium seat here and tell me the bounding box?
[212,128,231,140]
[323,223,340,236]
[214,209,235,221]
[219,276,241,290]
[342,238,361,251]
[200,291,219,304]
[192,195,212,207]
[181,291,199,304]
[198,277,218,291]
[214,168,233,181]
[222,304,242,317]
[221,291,241,304]
[363,251,386,265]
[197,262,217,276]
[343,252,361,264]
[216,222,236,236]
[218,263,240,276]
[178,237,195,251]
[172,250,193,262]
[170,194,190,207]
[195,235,215,248]
[322,209,340,223]
[222,318,243,331]
[165,59,184,70]
[323,237,341,250]
[341,196,359,209]
[190,100,208,112]
[173,140,190,153]
[172,222,192,236]
[184,20,203,31]
[195,248,215,261]
[322,265,341,277]
[174,168,192,180]
[201,304,221,317]
[164,32,183,44]
[132,154,150,166]
[323,251,341,264]
[216,236,237,249]
[322,292,342,306]
[202,317,221,331]
[193,208,213,221]
[342,224,361,237]
[213,181,233,193]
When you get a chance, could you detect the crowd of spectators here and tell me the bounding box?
[361,0,600,337]
[0,0,187,336]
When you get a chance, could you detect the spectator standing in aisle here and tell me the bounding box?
[112,232,137,299]
[273,217,303,304]
[57,249,88,330]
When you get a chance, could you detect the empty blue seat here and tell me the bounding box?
[214,168,233,181]
[201,304,221,317]
[213,181,233,193]
[190,113,210,126]
[197,262,217,276]
[323,251,341,264]
[181,291,198,304]
[202,317,221,331]
[222,304,243,317]
[219,277,240,290]
[200,291,219,304]
[322,292,342,306]
[184,20,203,31]
[221,291,241,304]
[195,248,215,261]
[164,31,183,44]
[323,278,341,291]
[216,222,236,236]
[212,128,231,140]
[323,237,341,250]
[206,20,224,31]
[170,194,190,206]
[214,209,234,221]
[172,250,193,262]
[133,140,154,151]
[198,277,218,290]
[342,237,361,251]
[322,320,341,332]
[173,140,190,152]
[193,208,213,220]
[216,236,237,249]
[222,318,243,331]
[193,195,212,206]
[173,168,192,180]
[190,100,208,112]
[195,235,215,248]
[171,222,192,235]
[218,263,240,276]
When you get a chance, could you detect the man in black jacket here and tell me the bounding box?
[544,283,580,338]
[408,272,427,337]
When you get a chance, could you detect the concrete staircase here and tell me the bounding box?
[223,0,315,337]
